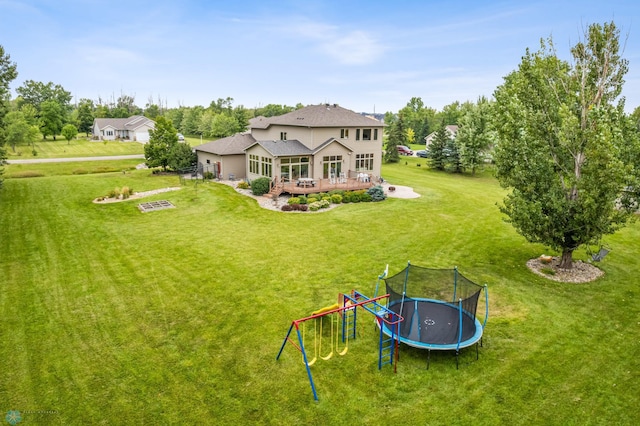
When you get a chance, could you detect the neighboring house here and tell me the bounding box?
[194,104,384,187]
[425,125,458,146]
[92,115,155,142]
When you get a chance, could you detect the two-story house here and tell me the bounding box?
[194,104,384,194]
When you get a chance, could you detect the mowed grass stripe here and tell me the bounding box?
[0,161,638,423]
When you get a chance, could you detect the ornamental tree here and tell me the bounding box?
[493,22,640,269]
[144,116,178,171]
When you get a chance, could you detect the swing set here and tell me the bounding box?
[276,290,404,401]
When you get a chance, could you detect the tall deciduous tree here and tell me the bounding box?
[493,22,639,269]
[0,44,18,151]
[39,99,63,140]
[456,97,494,175]
[4,111,39,151]
[15,80,71,112]
[76,99,95,136]
[145,116,179,171]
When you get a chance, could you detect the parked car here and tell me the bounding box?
[397,145,413,156]
[177,133,185,141]
[416,149,429,158]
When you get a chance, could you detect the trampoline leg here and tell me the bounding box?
[455,351,459,370]
[427,349,431,370]
[476,342,479,360]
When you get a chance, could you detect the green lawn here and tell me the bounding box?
[1,158,638,424]
[5,137,144,159]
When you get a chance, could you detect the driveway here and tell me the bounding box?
[6,154,145,164]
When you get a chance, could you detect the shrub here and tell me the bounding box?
[307,197,319,204]
[298,196,308,205]
[318,192,329,199]
[319,199,330,209]
[288,197,300,205]
[281,204,293,212]
[360,193,373,202]
[309,201,321,211]
[236,180,250,189]
[288,204,308,212]
[367,185,386,202]
[251,177,271,196]
[322,196,331,203]
[121,186,131,199]
[331,194,342,204]
[108,188,121,199]
[203,171,215,180]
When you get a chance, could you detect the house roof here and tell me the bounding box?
[245,139,314,157]
[194,133,256,155]
[312,138,354,154]
[249,104,384,129]
[93,115,155,131]
[425,125,459,141]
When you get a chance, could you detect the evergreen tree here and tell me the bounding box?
[384,113,406,163]
[428,123,449,171]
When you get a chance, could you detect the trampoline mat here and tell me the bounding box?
[391,300,477,346]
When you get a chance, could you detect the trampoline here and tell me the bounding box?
[376,263,488,367]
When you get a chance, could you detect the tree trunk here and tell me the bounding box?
[559,249,574,269]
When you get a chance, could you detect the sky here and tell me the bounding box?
[1,0,640,114]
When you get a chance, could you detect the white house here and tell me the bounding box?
[92,116,155,142]
[425,125,458,146]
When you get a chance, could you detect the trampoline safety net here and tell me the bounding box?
[384,265,483,346]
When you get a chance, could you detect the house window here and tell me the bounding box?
[322,155,342,179]
[356,153,374,171]
[261,156,272,177]
[362,129,371,140]
[206,159,211,164]
[280,156,309,180]
[106,130,114,136]
[340,129,349,139]
[280,132,287,140]
[356,129,360,141]
[249,154,259,174]
[374,129,378,140]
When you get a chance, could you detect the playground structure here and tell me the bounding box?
[276,263,488,401]
[276,290,403,401]
[376,263,489,368]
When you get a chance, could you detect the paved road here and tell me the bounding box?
[6,154,145,164]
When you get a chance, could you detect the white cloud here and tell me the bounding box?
[320,30,385,65]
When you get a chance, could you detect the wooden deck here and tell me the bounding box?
[275,177,378,195]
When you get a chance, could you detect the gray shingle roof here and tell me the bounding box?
[246,139,314,156]
[312,138,353,154]
[249,104,384,129]
[93,115,154,131]
[194,133,257,155]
